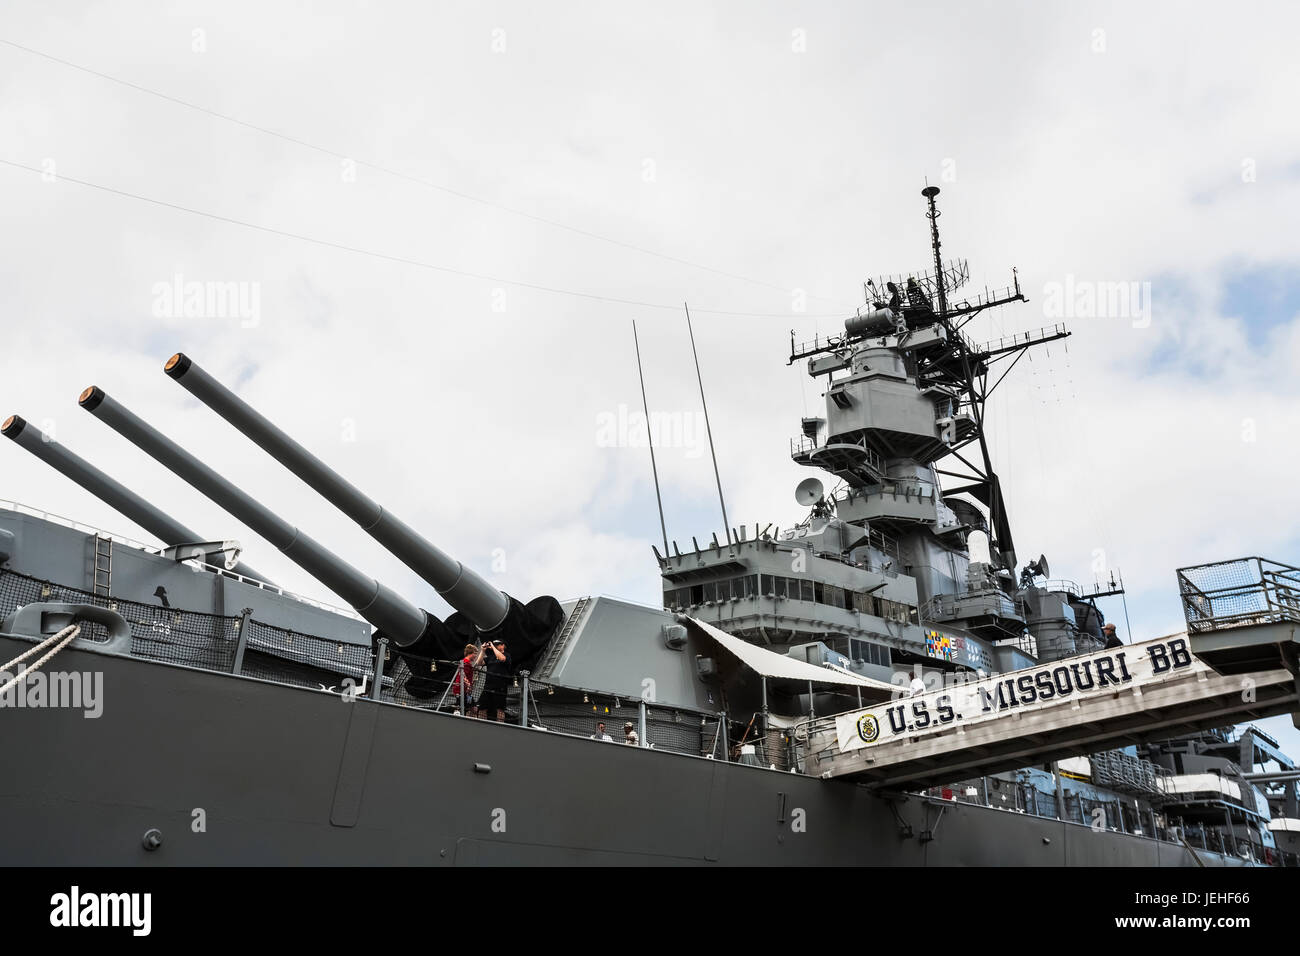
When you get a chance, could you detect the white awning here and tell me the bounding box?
[687,617,898,695]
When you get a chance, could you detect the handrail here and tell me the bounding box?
[1177,556,1300,633]
[932,396,973,421]
[790,435,884,475]
[971,323,1069,356]
[789,435,816,457]
[196,562,364,620]
[0,497,364,622]
[1040,578,1083,599]
[0,498,161,554]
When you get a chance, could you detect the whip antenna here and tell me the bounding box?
[685,303,732,548]
[632,320,670,556]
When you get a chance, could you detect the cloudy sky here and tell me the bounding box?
[2,2,1298,752]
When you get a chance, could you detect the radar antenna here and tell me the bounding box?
[788,185,1073,570]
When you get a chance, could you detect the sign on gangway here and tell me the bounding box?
[835,636,1197,755]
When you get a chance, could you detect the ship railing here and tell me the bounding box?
[1176,556,1300,634]
[923,588,1025,623]
[789,434,816,458]
[0,497,365,622]
[790,435,886,477]
[919,596,947,621]
[518,676,735,760]
[789,330,851,362]
[1039,578,1083,599]
[377,646,736,759]
[932,396,973,422]
[837,480,937,503]
[795,548,897,577]
[0,564,374,680]
[0,498,162,554]
[867,527,901,561]
[789,712,843,773]
[970,322,1068,357]
[193,562,366,621]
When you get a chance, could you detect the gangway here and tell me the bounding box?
[801,632,1297,790]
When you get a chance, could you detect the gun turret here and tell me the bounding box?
[161,353,562,670]
[2,413,273,586]
[78,386,442,654]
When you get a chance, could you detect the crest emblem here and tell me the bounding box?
[856,713,880,743]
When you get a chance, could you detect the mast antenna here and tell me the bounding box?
[922,184,949,317]
[685,304,732,549]
[632,320,670,556]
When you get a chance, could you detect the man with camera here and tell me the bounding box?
[475,639,511,722]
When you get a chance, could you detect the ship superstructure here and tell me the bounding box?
[659,187,1119,689]
[654,187,1300,860]
[0,189,1296,867]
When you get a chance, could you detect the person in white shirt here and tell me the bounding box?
[909,671,926,697]
[623,721,639,746]
[590,721,613,742]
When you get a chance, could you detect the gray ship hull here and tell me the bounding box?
[0,636,1246,867]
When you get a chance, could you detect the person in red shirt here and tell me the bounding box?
[450,642,483,714]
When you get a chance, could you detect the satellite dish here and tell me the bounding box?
[795,477,825,507]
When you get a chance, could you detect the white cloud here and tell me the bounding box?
[1,2,1297,746]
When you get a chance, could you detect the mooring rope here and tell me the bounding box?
[0,624,81,695]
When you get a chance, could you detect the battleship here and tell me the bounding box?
[1,186,1297,867]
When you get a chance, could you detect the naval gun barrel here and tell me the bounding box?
[163,352,511,631]
[78,386,432,646]
[2,413,273,586]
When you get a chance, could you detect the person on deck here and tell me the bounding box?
[452,642,483,714]
[477,639,511,722]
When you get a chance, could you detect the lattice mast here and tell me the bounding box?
[916,186,1064,571]
[788,186,1070,573]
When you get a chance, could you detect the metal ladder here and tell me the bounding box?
[92,533,113,597]
[537,596,590,678]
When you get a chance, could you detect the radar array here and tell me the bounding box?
[788,187,1071,571]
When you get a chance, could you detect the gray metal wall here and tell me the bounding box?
[0,635,1238,867]
[0,510,369,646]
